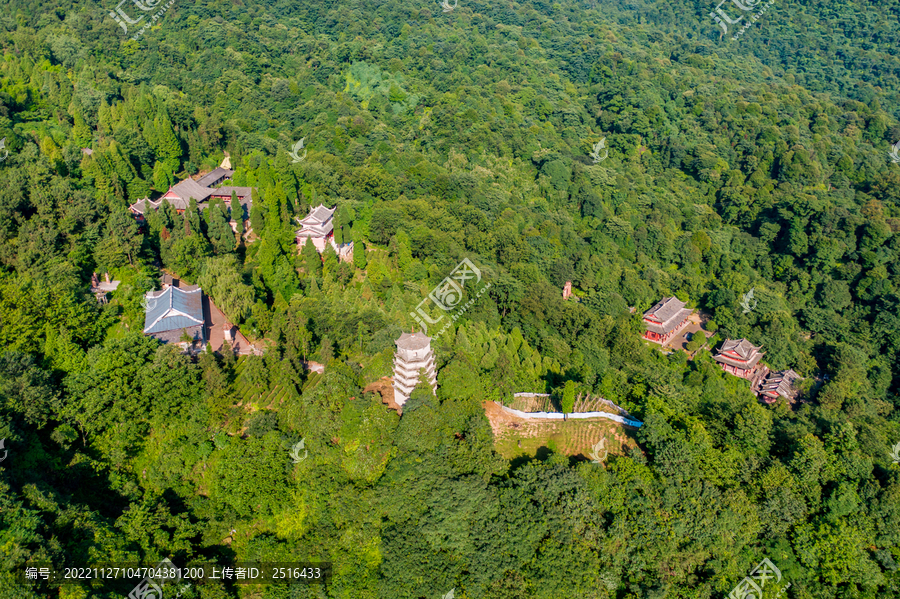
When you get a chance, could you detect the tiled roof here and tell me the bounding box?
[299,204,335,226]
[128,198,162,214]
[395,331,432,351]
[163,179,216,209]
[759,369,802,400]
[135,175,253,216]
[143,286,204,334]
[719,338,761,359]
[296,204,335,237]
[213,186,252,201]
[644,296,686,321]
[642,296,692,334]
[196,167,235,187]
[296,222,334,237]
[309,204,335,222]
[714,338,764,368]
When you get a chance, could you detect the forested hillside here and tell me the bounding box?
[0,0,899,598]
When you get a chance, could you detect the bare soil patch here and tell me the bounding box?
[365,377,402,414]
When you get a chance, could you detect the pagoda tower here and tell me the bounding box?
[392,331,438,407]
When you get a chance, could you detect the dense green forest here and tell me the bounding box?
[1,0,899,597]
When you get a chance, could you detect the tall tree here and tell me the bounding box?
[561,380,575,414]
[302,240,322,277]
[354,239,367,270]
[198,255,255,323]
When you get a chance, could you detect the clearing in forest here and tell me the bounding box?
[483,401,639,461]
[232,355,299,411]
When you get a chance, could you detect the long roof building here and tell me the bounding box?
[128,165,253,220]
[641,296,693,344]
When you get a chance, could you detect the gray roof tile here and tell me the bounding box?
[760,369,802,399]
[714,338,764,369]
[396,331,432,351]
[642,296,692,334]
[196,167,235,187]
[143,286,204,334]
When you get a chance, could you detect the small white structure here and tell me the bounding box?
[392,331,438,407]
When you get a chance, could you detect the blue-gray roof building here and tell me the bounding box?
[143,286,205,345]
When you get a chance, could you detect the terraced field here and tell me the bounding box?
[232,356,301,410]
[506,393,632,416]
[496,419,636,461]
[485,402,639,461]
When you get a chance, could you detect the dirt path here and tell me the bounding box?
[483,400,527,437]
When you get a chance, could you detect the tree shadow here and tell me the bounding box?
[541,368,582,391]
[508,445,554,473]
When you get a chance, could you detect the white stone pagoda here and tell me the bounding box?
[392,331,438,407]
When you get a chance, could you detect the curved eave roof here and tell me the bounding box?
[143,287,204,334]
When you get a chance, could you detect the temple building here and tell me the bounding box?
[295,204,354,261]
[758,369,802,403]
[714,338,765,379]
[392,331,438,407]
[143,285,205,346]
[128,160,253,226]
[641,296,693,344]
[127,197,160,225]
[296,204,335,252]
